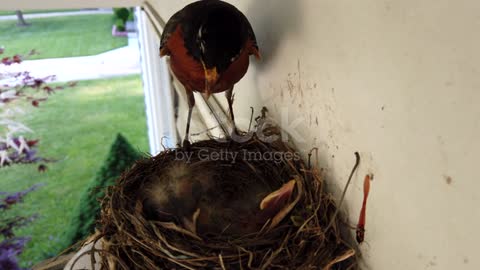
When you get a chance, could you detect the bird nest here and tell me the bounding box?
[93,129,357,269]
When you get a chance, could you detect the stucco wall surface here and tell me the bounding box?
[151,1,480,269]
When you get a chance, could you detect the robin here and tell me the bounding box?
[159,0,260,147]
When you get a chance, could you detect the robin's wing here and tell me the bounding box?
[160,9,186,56]
[228,6,259,59]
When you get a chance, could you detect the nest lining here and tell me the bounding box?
[93,136,357,269]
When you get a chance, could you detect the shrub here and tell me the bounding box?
[59,134,141,250]
[127,8,134,22]
[114,18,125,32]
[113,8,130,23]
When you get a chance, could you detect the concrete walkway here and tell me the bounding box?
[0,9,141,83]
[0,36,140,83]
[0,9,113,21]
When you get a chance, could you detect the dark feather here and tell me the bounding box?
[159,7,186,55]
[160,0,258,72]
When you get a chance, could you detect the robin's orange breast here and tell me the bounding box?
[167,25,205,92]
[166,25,254,94]
[212,40,254,93]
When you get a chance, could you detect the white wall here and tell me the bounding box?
[150,1,479,269]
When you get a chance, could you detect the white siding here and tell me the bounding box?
[146,1,480,269]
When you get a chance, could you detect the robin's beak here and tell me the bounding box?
[159,47,168,57]
[251,46,261,60]
[183,208,201,234]
[201,61,219,99]
[260,180,296,211]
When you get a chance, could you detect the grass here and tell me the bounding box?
[0,9,82,16]
[0,75,148,266]
[0,14,127,60]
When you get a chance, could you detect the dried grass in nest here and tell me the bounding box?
[93,136,358,269]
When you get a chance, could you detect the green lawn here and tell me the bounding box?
[0,76,148,266]
[0,9,82,16]
[0,14,127,60]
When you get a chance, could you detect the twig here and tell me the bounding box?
[160,136,168,150]
[325,152,360,231]
[248,107,254,132]
[307,147,318,170]
[191,126,219,137]
[261,106,268,118]
[219,254,227,270]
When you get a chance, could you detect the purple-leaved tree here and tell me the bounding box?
[0,185,40,270]
[0,47,75,170]
[1,47,74,268]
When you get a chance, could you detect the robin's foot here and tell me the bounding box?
[227,128,241,148]
[183,139,191,150]
[229,126,241,139]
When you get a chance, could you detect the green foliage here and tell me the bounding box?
[127,8,135,22]
[60,133,142,250]
[0,76,148,265]
[113,8,130,23]
[115,18,126,32]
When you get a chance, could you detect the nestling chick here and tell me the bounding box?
[196,179,296,235]
[143,160,296,236]
[143,161,213,233]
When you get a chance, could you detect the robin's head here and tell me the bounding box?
[160,0,259,93]
[196,7,247,71]
[182,0,259,91]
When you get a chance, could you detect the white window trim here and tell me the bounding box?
[136,7,178,153]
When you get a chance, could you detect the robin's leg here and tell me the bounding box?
[184,89,195,148]
[225,87,238,136]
